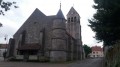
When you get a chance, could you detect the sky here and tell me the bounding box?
[0,0,103,47]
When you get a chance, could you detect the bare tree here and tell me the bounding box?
[0,23,2,27]
[0,0,18,27]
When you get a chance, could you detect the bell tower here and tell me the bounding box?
[67,7,82,60]
[67,7,81,39]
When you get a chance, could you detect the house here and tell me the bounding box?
[89,46,104,58]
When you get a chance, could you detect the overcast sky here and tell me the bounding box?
[0,0,102,47]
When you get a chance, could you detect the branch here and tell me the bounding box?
[0,22,2,27]
[0,0,18,15]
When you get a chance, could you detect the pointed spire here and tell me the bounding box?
[73,4,74,7]
[56,1,65,19]
[60,1,61,9]
[57,9,65,19]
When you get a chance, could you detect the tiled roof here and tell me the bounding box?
[92,46,103,51]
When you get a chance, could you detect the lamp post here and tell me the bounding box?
[3,34,8,60]
[4,34,8,52]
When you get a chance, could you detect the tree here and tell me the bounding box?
[0,0,18,15]
[0,0,18,27]
[83,45,92,58]
[89,0,120,46]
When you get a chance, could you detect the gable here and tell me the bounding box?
[14,8,47,37]
[67,7,80,17]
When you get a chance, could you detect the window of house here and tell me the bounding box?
[96,52,98,54]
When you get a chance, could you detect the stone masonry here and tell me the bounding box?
[7,6,83,62]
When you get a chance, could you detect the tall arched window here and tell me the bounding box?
[74,17,76,22]
[21,30,26,45]
[39,28,45,56]
[71,17,73,22]
[68,18,70,22]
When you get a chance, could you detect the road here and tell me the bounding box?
[0,57,103,67]
[68,58,103,67]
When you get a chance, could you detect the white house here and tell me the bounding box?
[89,46,104,58]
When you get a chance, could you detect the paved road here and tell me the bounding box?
[0,57,103,67]
[68,58,103,67]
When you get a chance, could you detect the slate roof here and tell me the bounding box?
[56,9,65,19]
[33,8,46,16]
[67,7,80,16]
[14,8,46,36]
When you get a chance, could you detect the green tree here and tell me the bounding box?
[89,0,120,46]
[83,45,92,58]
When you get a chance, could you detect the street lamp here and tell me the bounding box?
[4,34,8,52]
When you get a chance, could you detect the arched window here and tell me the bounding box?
[39,28,45,56]
[71,17,73,22]
[68,18,70,22]
[74,17,76,22]
[21,30,26,45]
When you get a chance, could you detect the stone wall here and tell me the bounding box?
[105,42,120,67]
[50,18,67,62]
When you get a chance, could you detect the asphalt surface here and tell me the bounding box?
[0,57,103,67]
[68,58,103,67]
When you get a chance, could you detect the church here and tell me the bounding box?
[7,5,84,62]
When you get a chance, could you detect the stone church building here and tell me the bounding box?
[7,6,84,61]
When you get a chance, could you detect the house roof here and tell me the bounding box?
[92,46,103,51]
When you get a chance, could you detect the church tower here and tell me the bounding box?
[67,7,82,60]
[51,3,67,61]
[67,7,81,39]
